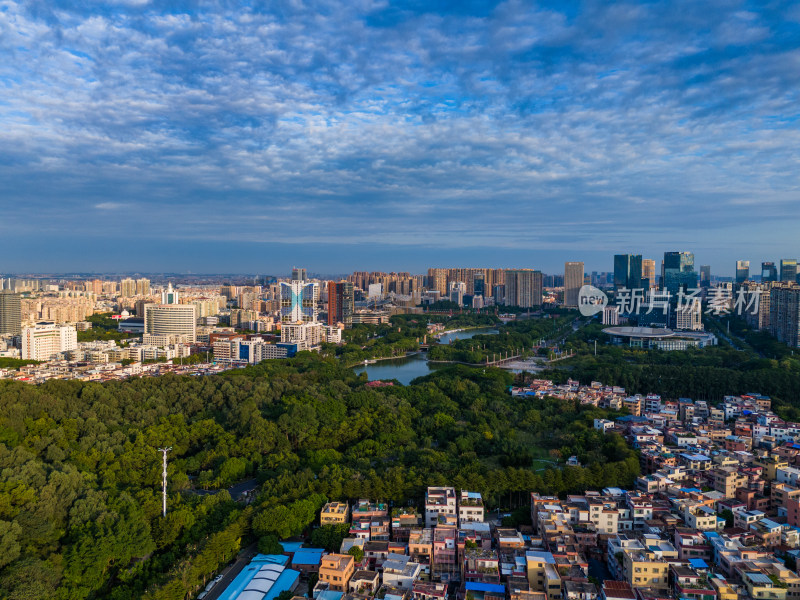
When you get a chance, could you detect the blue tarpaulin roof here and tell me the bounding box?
[291,548,324,565]
[279,541,303,553]
[465,583,506,594]
[689,559,709,569]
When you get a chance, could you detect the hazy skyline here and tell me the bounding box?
[1,1,799,275]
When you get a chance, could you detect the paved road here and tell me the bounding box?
[203,542,259,600]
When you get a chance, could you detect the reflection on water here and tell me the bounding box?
[352,353,438,385]
[352,327,501,385]
[437,327,499,345]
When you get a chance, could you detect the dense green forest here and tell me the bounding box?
[0,352,637,600]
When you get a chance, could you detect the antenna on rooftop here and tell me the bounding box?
[158,447,172,517]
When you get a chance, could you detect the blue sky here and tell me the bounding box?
[1,0,799,276]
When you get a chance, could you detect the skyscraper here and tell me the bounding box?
[735,260,750,284]
[613,254,643,290]
[503,269,542,308]
[136,278,151,296]
[449,281,466,305]
[762,262,778,282]
[292,267,308,282]
[280,273,319,323]
[427,268,448,295]
[564,262,584,307]
[0,290,22,335]
[699,265,711,288]
[770,283,800,348]
[327,281,354,327]
[473,273,485,297]
[642,259,656,288]
[663,252,697,295]
[120,278,137,297]
[781,259,798,283]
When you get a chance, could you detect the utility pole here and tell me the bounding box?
[158,447,172,518]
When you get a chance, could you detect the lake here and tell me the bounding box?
[436,327,499,345]
[352,327,501,385]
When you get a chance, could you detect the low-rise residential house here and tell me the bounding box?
[426,487,456,528]
[684,504,724,531]
[392,508,423,542]
[413,581,447,600]
[383,554,423,590]
[621,549,669,592]
[319,554,356,592]
[675,528,713,562]
[462,548,500,584]
[670,565,717,600]
[363,541,390,567]
[459,491,485,525]
[349,570,380,596]
[321,502,350,525]
[526,551,562,600]
[563,581,598,600]
[432,526,458,582]
[409,529,433,578]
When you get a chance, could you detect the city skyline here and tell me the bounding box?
[3,250,800,281]
[2,1,799,272]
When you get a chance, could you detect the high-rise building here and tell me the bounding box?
[161,282,179,305]
[449,282,466,305]
[473,273,485,297]
[735,261,750,284]
[762,262,778,283]
[280,276,319,323]
[292,267,308,282]
[663,252,697,295]
[642,259,656,288]
[699,265,711,288]
[136,278,151,296]
[613,254,643,290]
[770,283,800,348]
[742,281,771,331]
[327,281,354,326]
[144,304,197,343]
[426,268,448,296]
[564,262,584,307]
[492,285,505,306]
[674,302,703,331]
[781,259,798,283]
[503,269,542,308]
[120,278,137,297]
[21,323,78,360]
[0,290,22,336]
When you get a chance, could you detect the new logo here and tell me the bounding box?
[578,285,608,317]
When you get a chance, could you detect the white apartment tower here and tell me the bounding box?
[22,323,78,360]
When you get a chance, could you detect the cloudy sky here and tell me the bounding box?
[1,0,799,275]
